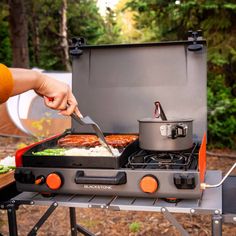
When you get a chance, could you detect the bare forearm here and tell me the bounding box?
[9,68,42,96]
[7,67,79,116]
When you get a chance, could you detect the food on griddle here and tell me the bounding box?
[32,146,120,157]
[58,134,138,148]
[105,135,138,147]
[64,146,120,157]
[32,148,65,156]
[58,135,100,147]
[33,134,139,157]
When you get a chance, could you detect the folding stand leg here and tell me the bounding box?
[161,207,189,236]
[7,204,18,236]
[211,214,222,236]
[69,207,95,236]
[69,207,77,236]
[28,202,58,236]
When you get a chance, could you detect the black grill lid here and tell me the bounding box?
[71,39,207,144]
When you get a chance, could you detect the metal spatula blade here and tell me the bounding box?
[71,113,114,156]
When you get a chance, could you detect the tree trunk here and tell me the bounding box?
[30,1,40,66]
[59,0,71,71]
[8,0,29,68]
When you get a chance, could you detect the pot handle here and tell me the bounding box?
[171,124,187,139]
[154,101,167,120]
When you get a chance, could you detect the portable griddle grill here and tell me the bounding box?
[6,32,236,236]
[14,32,208,200]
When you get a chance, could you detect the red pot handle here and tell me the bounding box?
[154,101,167,120]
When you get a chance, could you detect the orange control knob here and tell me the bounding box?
[140,175,158,193]
[46,173,62,190]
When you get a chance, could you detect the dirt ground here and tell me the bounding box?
[0,136,236,236]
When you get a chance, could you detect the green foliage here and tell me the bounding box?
[96,7,122,44]
[67,0,105,45]
[0,3,12,66]
[207,74,236,149]
[129,221,142,233]
[26,0,72,70]
[0,0,105,69]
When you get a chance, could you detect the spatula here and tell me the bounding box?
[47,97,114,156]
[71,112,114,156]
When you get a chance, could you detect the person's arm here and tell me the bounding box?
[9,68,79,116]
[0,64,80,116]
[0,64,14,104]
[10,68,46,95]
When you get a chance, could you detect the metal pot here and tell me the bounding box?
[138,101,193,151]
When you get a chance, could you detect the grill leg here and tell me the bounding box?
[69,207,95,236]
[161,207,189,236]
[28,202,58,236]
[7,204,18,236]
[211,214,222,236]
[69,207,77,236]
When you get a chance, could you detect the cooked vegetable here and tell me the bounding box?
[0,166,10,174]
[32,148,65,156]
[0,156,16,174]
[64,146,120,157]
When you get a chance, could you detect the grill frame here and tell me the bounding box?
[15,37,208,199]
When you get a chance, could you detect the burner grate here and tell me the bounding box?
[126,143,199,170]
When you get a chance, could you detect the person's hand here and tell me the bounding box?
[9,68,81,116]
[35,73,80,116]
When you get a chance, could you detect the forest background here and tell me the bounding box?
[0,0,235,149]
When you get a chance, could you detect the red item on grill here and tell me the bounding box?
[58,135,100,147]
[105,135,138,147]
[58,134,138,148]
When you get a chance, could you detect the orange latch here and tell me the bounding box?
[199,132,207,183]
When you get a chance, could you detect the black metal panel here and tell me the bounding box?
[71,41,207,143]
[222,176,236,214]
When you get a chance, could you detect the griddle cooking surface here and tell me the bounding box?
[22,131,139,169]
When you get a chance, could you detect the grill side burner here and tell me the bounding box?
[126,143,199,170]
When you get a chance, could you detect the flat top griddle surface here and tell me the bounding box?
[22,132,139,169]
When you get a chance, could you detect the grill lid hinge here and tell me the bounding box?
[187,30,203,52]
[69,37,86,56]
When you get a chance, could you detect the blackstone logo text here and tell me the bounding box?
[84,185,112,190]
